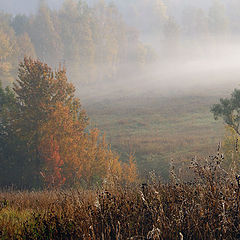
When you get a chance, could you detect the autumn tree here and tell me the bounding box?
[38,101,137,187]
[16,33,36,60]
[29,1,63,65]
[1,58,137,188]
[39,134,66,188]
[0,13,19,86]
[0,13,36,87]
[9,57,87,187]
[0,0,152,86]
[58,0,96,83]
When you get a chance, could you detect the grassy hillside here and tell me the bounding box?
[83,90,227,179]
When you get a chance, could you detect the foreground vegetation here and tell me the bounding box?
[0,149,239,239]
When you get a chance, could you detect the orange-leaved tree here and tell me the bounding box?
[38,102,138,187]
[3,57,137,188]
[39,135,66,188]
[11,57,87,187]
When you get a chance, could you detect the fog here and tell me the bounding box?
[1,0,240,100]
[0,0,64,15]
[77,37,240,101]
[82,0,240,100]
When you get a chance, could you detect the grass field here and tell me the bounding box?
[81,84,235,179]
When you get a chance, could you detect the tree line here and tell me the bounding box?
[1,0,236,88]
[0,0,153,87]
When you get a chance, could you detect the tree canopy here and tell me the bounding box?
[211,89,240,136]
[0,57,137,189]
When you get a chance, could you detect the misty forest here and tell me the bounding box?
[1,0,240,239]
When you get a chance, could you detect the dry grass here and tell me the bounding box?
[0,148,240,239]
[84,94,225,178]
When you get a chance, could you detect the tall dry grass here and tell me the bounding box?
[0,147,240,239]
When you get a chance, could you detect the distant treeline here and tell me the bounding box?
[107,0,238,37]
[0,0,154,87]
[1,0,238,87]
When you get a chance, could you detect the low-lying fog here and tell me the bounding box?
[78,38,240,102]
[1,0,240,102]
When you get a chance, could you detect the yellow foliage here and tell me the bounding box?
[122,154,138,184]
[39,102,138,186]
[222,125,240,171]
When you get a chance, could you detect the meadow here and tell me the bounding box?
[83,85,230,179]
[1,83,240,239]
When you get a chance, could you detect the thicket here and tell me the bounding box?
[0,57,137,189]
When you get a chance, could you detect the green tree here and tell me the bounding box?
[211,89,240,136]
[211,89,240,172]
[0,81,29,187]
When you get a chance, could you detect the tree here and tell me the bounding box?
[39,134,66,188]
[0,14,18,86]
[11,14,30,36]
[11,57,87,187]
[211,89,240,172]
[182,7,209,39]
[211,89,240,136]
[1,58,137,188]
[29,1,63,65]
[0,82,29,187]
[221,126,240,173]
[38,101,136,187]
[227,0,240,33]
[162,17,180,58]
[209,0,229,36]
[58,0,96,83]
[16,33,36,60]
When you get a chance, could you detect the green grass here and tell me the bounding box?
[83,92,225,178]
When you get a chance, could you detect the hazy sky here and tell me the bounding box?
[0,0,64,15]
[0,0,219,16]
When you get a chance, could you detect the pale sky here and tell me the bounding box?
[0,0,64,15]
